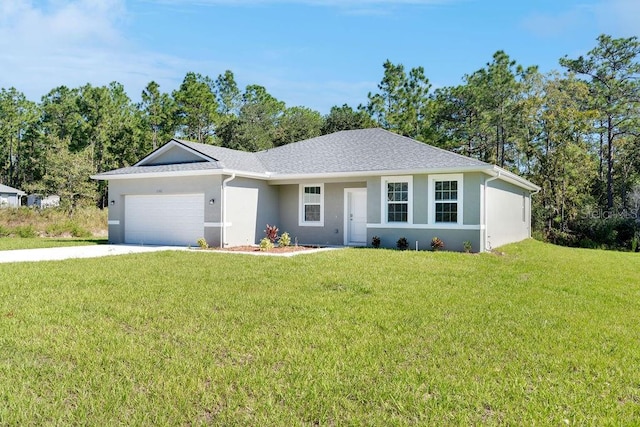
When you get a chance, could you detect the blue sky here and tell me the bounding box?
[1,0,638,113]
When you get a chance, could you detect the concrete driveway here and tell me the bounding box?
[0,245,189,264]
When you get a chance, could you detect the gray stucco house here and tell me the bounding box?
[0,184,25,207]
[93,128,540,251]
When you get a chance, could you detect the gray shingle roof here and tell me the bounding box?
[257,128,489,174]
[96,162,222,176]
[95,128,493,179]
[174,139,268,174]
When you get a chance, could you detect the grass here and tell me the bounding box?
[0,237,107,251]
[1,239,639,425]
[0,206,107,238]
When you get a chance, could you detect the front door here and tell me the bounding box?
[345,188,367,245]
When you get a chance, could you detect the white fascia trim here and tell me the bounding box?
[487,166,541,192]
[269,165,492,183]
[428,173,464,226]
[367,223,483,230]
[135,139,215,166]
[91,168,269,181]
[299,183,325,227]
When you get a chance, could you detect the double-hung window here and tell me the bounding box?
[382,176,412,224]
[299,184,324,226]
[429,174,463,225]
[435,180,458,223]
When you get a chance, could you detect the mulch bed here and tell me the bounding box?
[216,245,320,253]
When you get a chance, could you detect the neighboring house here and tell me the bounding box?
[27,194,61,209]
[93,128,540,251]
[0,184,26,207]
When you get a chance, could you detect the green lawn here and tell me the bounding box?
[0,237,107,250]
[1,240,639,425]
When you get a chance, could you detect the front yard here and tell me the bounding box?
[0,240,638,424]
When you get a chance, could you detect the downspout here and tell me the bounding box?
[220,173,236,248]
[484,171,501,252]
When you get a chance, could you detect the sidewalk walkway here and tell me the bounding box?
[0,245,188,264]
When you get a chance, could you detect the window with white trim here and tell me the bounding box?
[299,184,324,226]
[382,176,413,224]
[428,174,463,225]
[434,180,458,223]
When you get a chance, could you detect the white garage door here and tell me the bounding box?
[124,194,204,246]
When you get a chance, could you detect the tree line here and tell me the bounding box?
[0,34,638,249]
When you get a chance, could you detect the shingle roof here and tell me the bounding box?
[0,184,25,194]
[94,128,494,179]
[257,128,489,174]
[95,162,222,176]
[174,139,268,174]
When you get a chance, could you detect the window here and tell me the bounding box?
[434,180,458,223]
[382,176,413,224]
[428,174,463,225]
[387,182,408,222]
[299,184,324,226]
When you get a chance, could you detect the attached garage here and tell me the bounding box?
[124,194,204,246]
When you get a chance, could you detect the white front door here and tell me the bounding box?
[345,188,367,245]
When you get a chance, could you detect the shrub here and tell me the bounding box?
[396,237,408,250]
[632,232,640,253]
[70,224,91,238]
[259,237,274,251]
[371,235,381,248]
[0,224,11,237]
[463,240,472,253]
[431,237,444,251]
[15,225,37,238]
[264,224,279,243]
[197,237,209,249]
[278,232,291,247]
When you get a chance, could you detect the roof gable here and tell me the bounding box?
[136,139,215,166]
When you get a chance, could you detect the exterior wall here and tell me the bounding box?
[278,181,366,246]
[107,175,222,245]
[105,170,531,252]
[365,172,483,251]
[366,177,381,224]
[0,193,21,207]
[224,177,279,246]
[485,178,531,250]
[367,228,481,252]
[462,173,483,225]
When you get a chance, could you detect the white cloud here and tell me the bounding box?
[0,0,395,111]
[0,0,217,103]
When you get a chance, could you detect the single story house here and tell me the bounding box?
[27,194,61,209]
[0,184,26,207]
[93,128,540,251]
